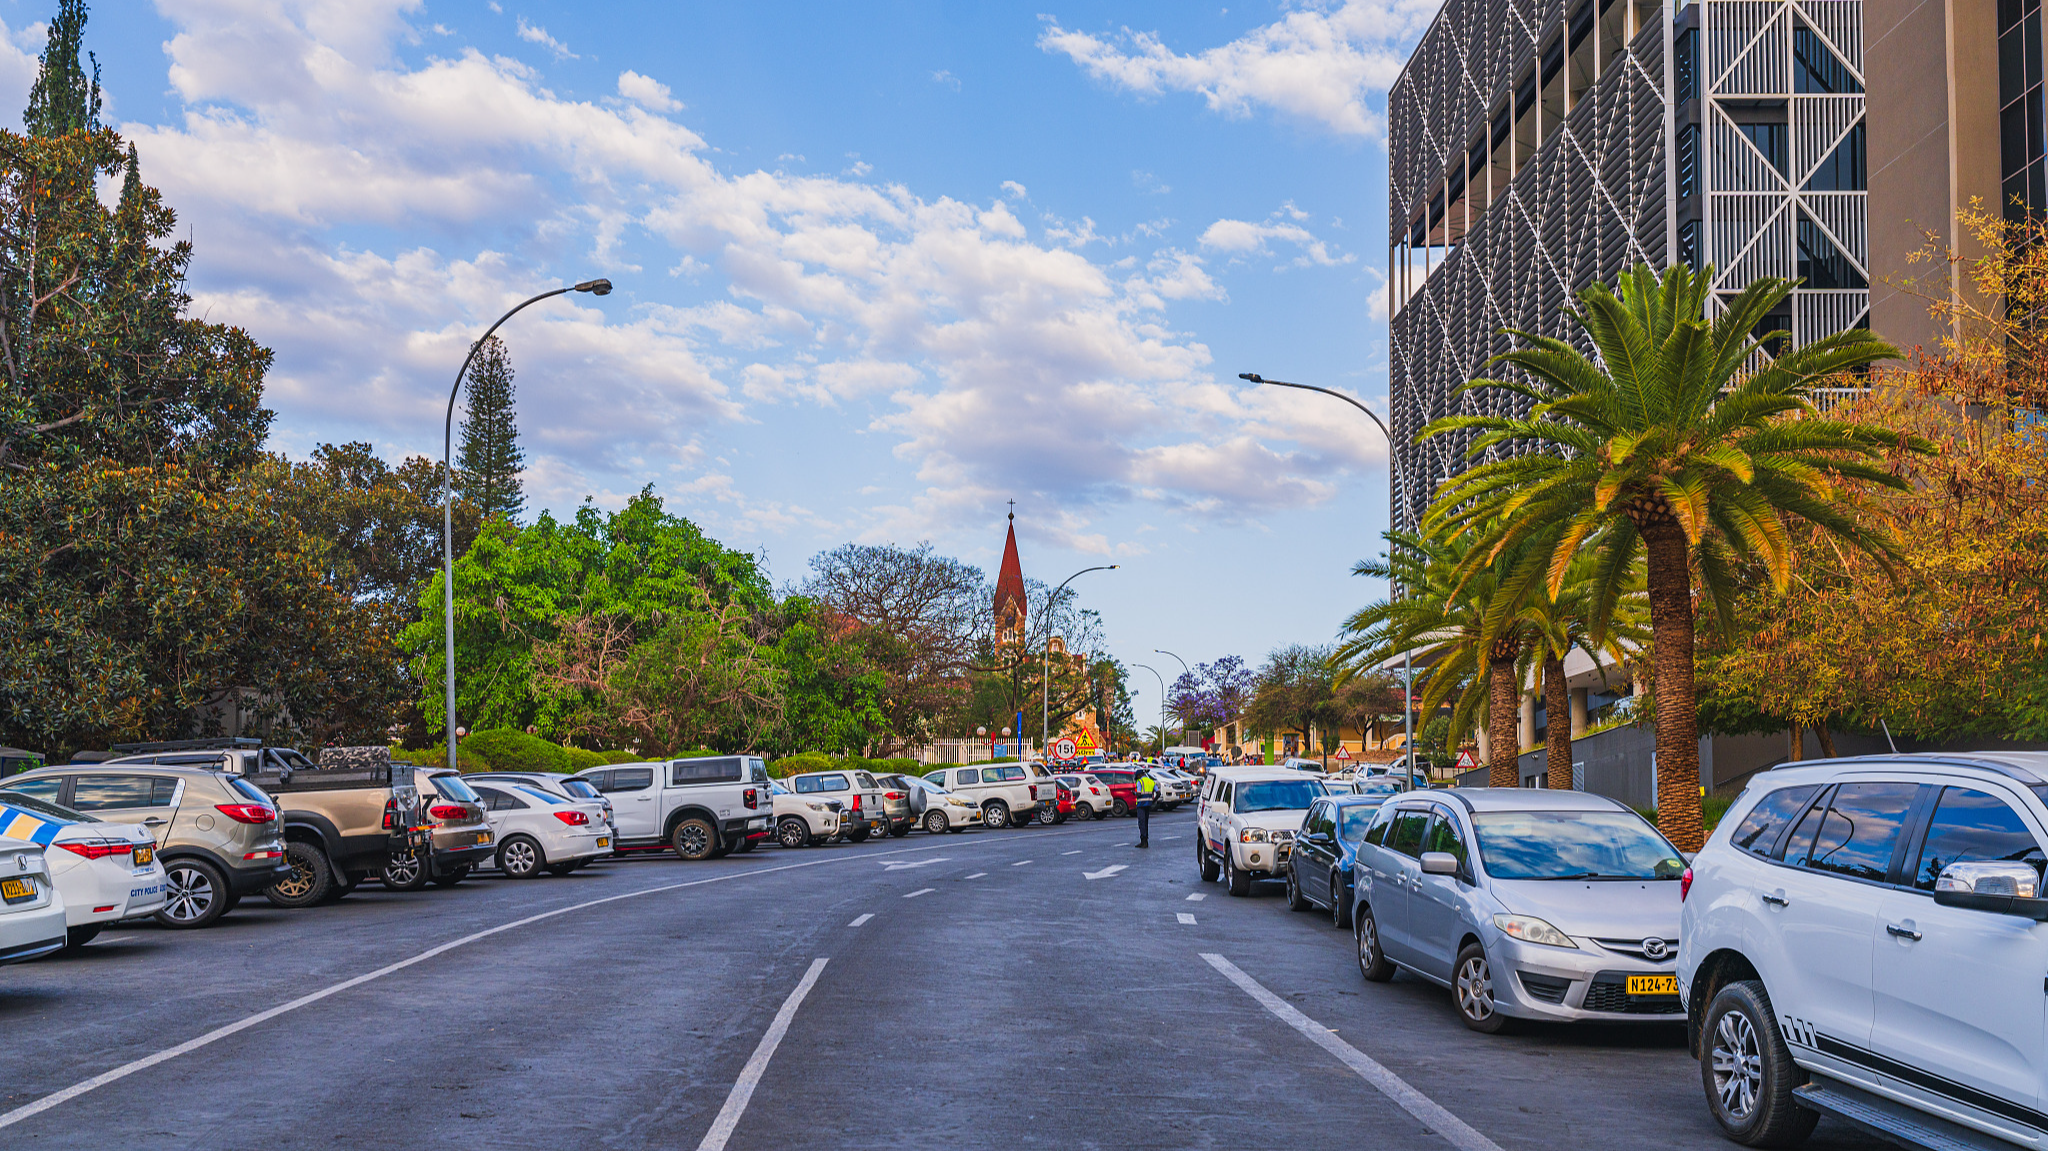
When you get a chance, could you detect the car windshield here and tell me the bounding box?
[432,775,482,803]
[1471,811,1686,880]
[0,791,84,823]
[771,783,789,796]
[1338,804,1381,841]
[1233,780,1324,813]
[1355,780,1402,795]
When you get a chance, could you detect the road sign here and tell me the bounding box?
[1334,747,1352,761]
[1454,749,1478,770]
[1053,737,1078,760]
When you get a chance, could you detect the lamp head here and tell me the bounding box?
[574,278,614,296]
[1238,372,1263,383]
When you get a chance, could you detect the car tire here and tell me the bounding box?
[923,810,949,834]
[671,818,718,861]
[431,867,469,888]
[1073,803,1093,820]
[778,817,812,848]
[1355,905,1395,982]
[1039,806,1062,826]
[381,848,429,891]
[63,924,101,951]
[545,862,577,876]
[848,827,871,843]
[499,834,545,878]
[321,870,359,903]
[1702,980,1820,1147]
[264,841,335,909]
[1453,942,1512,1033]
[1197,840,1220,882]
[1225,852,1251,896]
[1112,798,1130,818]
[1092,807,1109,821]
[983,801,1011,830]
[735,836,759,852]
[1331,874,1352,929]
[158,857,232,929]
[1285,866,1310,911]
[890,822,912,838]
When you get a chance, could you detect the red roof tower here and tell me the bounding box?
[994,507,1026,646]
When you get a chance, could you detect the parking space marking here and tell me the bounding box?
[965,872,987,879]
[904,888,935,898]
[848,914,874,927]
[1186,893,1205,901]
[1201,954,1498,1151]
[1177,913,1196,924]
[1011,860,1032,866]
[697,957,829,1151]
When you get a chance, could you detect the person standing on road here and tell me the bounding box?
[1134,766,1157,848]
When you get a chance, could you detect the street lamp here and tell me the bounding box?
[1132,663,1167,757]
[1040,564,1118,759]
[441,278,612,773]
[1239,371,1415,781]
[1154,648,1189,749]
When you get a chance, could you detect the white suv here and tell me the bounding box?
[1196,769,1327,895]
[922,764,1055,830]
[1680,752,2048,1148]
[574,756,771,860]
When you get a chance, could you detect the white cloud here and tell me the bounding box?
[617,70,681,113]
[515,16,577,60]
[1199,208,1352,268]
[1001,180,1028,200]
[1040,0,1439,139]
[932,69,960,91]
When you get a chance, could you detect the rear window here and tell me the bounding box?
[606,768,654,793]
[431,775,482,803]
[226,777,272,804]
[671,758,742,785]
[855,772,879,789]
[560,779,600,799]
[72,775,162,811]
[1788,781,1919,882]
[1728,784,1820,857]
[794,774,850,794]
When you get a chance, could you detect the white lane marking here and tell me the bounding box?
[1061,850,1082,856]
[1201,954,1498,1151]
[1160,835,1181,841]
[1115,842,1130,847]
[0,834,1016,1133]
[1083,864,1128,880]
[92,934,136,945]
[904,888,935,898]
[881,857,949,871]
[1177,913,1196,924]
[848,914,874,927]
[1011,860,1032,867]
[697,957,828,1152]
[965,872,986,879]
[1186,893,1205,902]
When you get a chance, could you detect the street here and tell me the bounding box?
[0,808,1877,1150]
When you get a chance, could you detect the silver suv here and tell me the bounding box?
[1,761,288,929]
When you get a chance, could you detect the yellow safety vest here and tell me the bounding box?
[1138,776,1156,796]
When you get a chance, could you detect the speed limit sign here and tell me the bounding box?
[1053,737,1078,759]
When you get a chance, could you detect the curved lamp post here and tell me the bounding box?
[1154,647,1189,749]
[442,278,612,772]
[1131,663,1167,757]
[1239,372,1414,780]
[1040,564,1118,759]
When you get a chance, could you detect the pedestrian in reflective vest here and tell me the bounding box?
[1134,767,1157,848]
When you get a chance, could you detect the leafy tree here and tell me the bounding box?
[1422,264,1920,847]
[457,335,524,523]
[1242,644,1338,763]
[764,596,892,756]
[801,541,984,748]
[23,0,99,139]
[255,442,479,607]
[1500,541,1647,789]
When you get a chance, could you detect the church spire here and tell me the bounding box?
[994,503,1026,647]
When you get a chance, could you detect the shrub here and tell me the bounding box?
[459,728,568,774]
[769,751,837,778]
[393,745,496,773]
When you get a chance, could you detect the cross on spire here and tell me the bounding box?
[1007,498,1015,521]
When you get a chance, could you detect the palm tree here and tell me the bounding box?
[1493,541,1648,790]
[1334,530,1527,787]
[1421,263,1925,848]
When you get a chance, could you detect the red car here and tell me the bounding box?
[1083,768,1140,817]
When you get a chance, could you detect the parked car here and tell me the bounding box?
[921,764,1053,829]
[905,777,982,834]
[1285,793,1388,929]
[873,773,928,824]
[1680,752,2048,1149]
[1353,789,1685,1035]
[3,757,288,929]
[377,769,497,890]
[467,781,613,877]
[769,782,842,847]
[869,776,914,837]
[1196,769,1326,895]
[0,792,165,948]
[1083,767,1140,817]
[467,772,615,835]
[782,770,888,842]
[573,756,772,860]
[1153,767,1196,808]
[0,835,64,965]
[1054,773,1114,820]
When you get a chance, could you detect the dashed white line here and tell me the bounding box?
[1201,953,1498,1151]
[697,957,829,1151]
[1061,850,1082,855]
[904,888,935,898]
[1160,835,1181,841]
[1011,860,1032,866]
[1186,893,1206,901]
[965,872,987,879]
[1115,842,1130,847]
[1177,913,1197,924]
[848,913,874,927]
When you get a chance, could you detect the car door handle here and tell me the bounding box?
[1760,892,1788,908]
[1886,924,1922,942]
[143,817,167,826]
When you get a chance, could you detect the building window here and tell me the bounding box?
[2001,0,2046,218]
[1673,27,1698,105]
[1796,212,1868,289]
[1736,110,1789,176]
[1676,124,1700,198]
[1804,121,1865,191]
[1792,24,1862,94]
[1678,219,1702,270]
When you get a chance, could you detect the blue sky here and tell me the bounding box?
[16,0,1440,717]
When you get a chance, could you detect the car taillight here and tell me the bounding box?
[744,788,758,809]
[885,791,904,800]
[552,810,590,826]
[382,798,397,830]
[1680,867,1693,902]
[59,840,130,860]
[429,804,468,820]
[215,803,277,824]
[850,795,862,811]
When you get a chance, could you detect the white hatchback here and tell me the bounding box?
[1,793,165,949]
[0,833,65,965]
[466,782,613,878]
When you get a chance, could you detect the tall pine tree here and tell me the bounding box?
[457,335,525,522]
[24,0,99,138]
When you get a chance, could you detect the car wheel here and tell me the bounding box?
[431,867,469,888]
[1285,866,1310,911]
[158,858,232,928]
[735,835,759,852]
[1355,906,1395,982]
[545,862,577,876]
[63,924,101,951]
[778,817,811,848]
[1225,852,1251,896]
[848,827,872,843]
[1454,942,1511,1033]
[1111,798,1129,818]
[1703,980,1820,1146]
[923,810,949,834]
[1331,875,1352,930]
[1197,839,1220,882]
[1039,806,1062,826]
[982,801,1010,830]
[890,821,911,838]
[499,834,545,878]
[381,848,429,891]
[1073,803,1093,821]
[1093,807,1109,820]
[264,841,335,909]
[671,818,718,861]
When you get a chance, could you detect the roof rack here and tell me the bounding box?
[109,738,262,754]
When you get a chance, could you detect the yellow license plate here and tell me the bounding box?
[0,877,34,904]
[597,837,609,848]
[133,846,153,866]
[1627,975,1678,996]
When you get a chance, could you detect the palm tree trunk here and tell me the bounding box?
[1642,520,1705,850]
[1545,654,1572,789]
[1488,648,1521,788]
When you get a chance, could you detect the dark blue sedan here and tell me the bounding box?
[1286,794,1389,928]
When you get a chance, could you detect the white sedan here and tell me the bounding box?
[2,794,166,948]
[466,782,613,878]
[0,833,65,964]
[908,778,984,834]
[1055,774,1115,820]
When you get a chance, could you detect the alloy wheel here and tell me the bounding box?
[778,819,809,849]
[1711,1007,1764,1121]
[1455,954,1495,1022]
[384,851,421,887]
[925,811,948,834]
[678,823,710,857]
[273,861,315,901]
[1357,915,1377,973]
[163,865,215,923]
[503,839,537,875]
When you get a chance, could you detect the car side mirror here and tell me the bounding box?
[1934,862,2048,920]
[1419,851,1458,875]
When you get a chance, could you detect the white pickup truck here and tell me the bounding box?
[573,755,771,860]
[921,763,1057,829]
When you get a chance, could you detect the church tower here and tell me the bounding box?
[993,506,1025,649]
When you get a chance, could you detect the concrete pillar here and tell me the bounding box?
[1476,724,1489,766]
[1569,687,1589,738]
[1519,692,1537,752]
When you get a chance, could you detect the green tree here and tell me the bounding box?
[23,0,99,139]
[1242,643,1338,763]
[457,335,524,522]
[1497,541,1647,789]
[1422,264,1921,848]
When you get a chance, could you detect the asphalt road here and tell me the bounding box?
[0,807,1881,1150]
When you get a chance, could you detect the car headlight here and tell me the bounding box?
[1493,914,1577,949]
[947,797,971,807]
[806,802,827,811]
[1239,828,1268,843]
